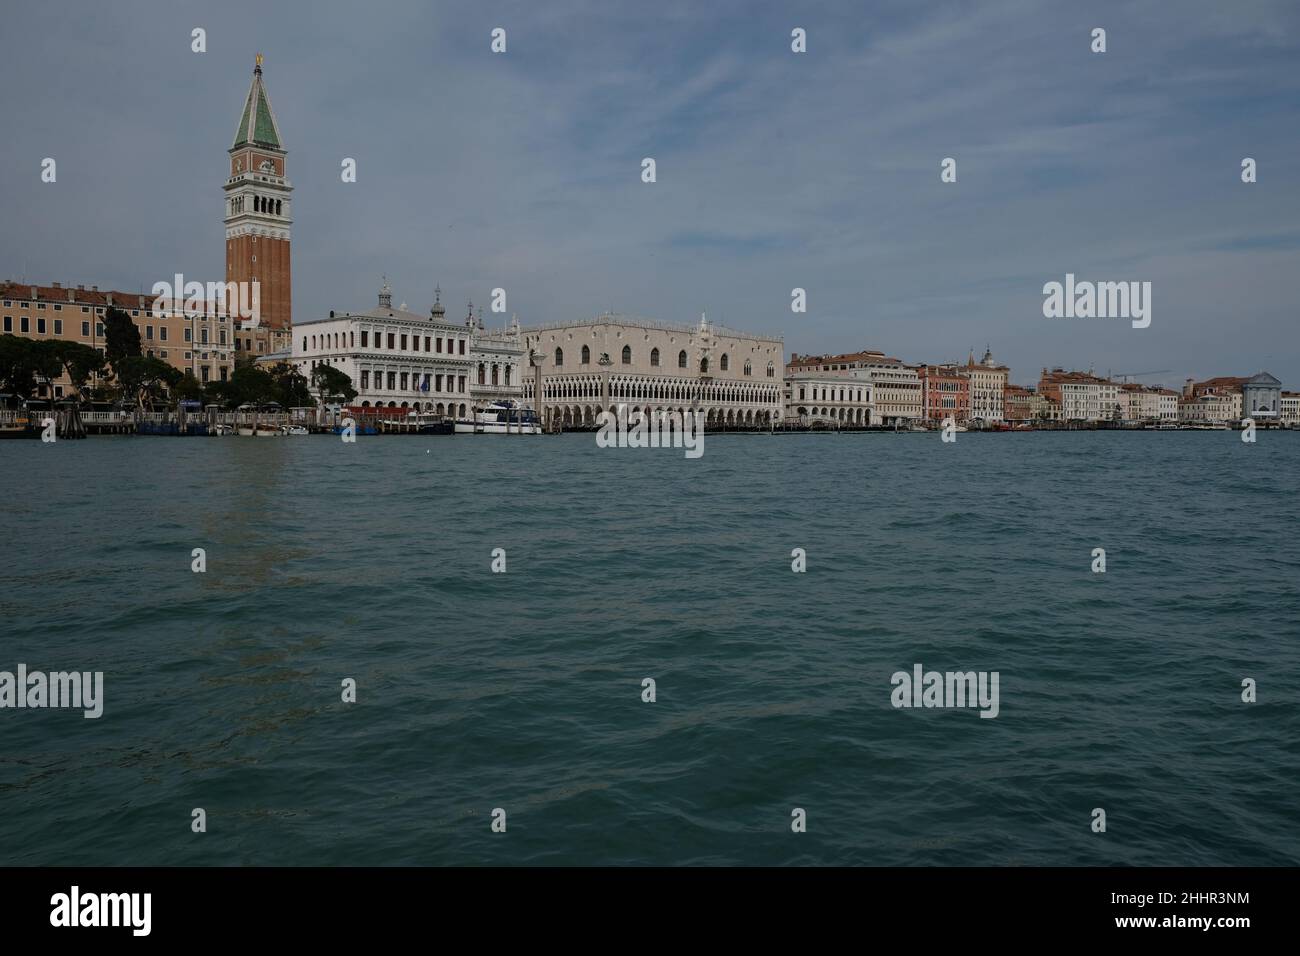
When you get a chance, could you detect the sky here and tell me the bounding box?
[2,0,1298,387]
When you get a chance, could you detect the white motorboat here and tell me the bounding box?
[454,401,541,434]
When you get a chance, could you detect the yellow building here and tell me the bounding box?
[0,281,241,397]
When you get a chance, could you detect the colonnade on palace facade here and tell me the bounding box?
[789,404,871,426]
[523,372,781,429]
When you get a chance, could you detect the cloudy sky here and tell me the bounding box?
[3,0,1298,386]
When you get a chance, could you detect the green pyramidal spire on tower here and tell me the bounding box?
[232,53,284,150]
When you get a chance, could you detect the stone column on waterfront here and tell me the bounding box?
[529,348,545,430]
[599,352,613,417]
[694,312,714,426]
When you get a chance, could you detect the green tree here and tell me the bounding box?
[172,372,205,404]
[268,362,313,408]
[227,358,277,408]
[116,355,181,411]
[28,340,66,403]
[40,340,107,404]
[203,378,234,408]
[311,364,357,406]
[0,334,38,399]
[101,306,141,373]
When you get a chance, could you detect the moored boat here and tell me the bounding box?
[454,401,541,434]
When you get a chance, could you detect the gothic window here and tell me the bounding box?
[720,353,729,371]
[582,345,590,364]
[622,345,631,365]
[744,360,752,376]
[700,357,709,373]
[678,350,687,369]
[555,347,563,366]
[651,348,660,367]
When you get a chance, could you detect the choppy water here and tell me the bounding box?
[1,431,1297,866]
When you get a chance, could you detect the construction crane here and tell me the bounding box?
[1109,369,1171,383]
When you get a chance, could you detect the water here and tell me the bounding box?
[1,431,1297,866]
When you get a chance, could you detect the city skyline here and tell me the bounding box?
[2,0,1298,387]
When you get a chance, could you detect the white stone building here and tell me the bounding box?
[1039,369,1121,422]
[786,349,921,426]
[1120,384,1180,422]
[1281,392,1300,427]
[520,313,784,428]
[964,348,1009,424]
[784,374,872,425]
[291,282,474,415]
[469,313,527,410]
[1179,392,1238,423]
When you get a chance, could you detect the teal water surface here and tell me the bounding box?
[1,431,1297,865]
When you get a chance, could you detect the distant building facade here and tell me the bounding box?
[1119,383,1179,422]
[1240,372,1282,421]
[784,374,872,425]
[521,314,784,428]
[291,283,474,415]
[1182,376,1244,423]
[787,349,922,425]
[1038,368,1121,422]
[1281,391,1300,427]
[916,363,970,423]
[964,348,1009,423]
[1004,385,1060,424]
[1,281,236,394]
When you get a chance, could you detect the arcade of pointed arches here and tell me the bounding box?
[524,373,781,429]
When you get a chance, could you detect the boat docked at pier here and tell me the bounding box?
[454,401,541,435]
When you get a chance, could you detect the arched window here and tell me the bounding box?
[720,354,729,372]
[555,347,563,366]
[581,344,590,364]
[492,364,499,385]
[744,360,752,376]
[275,199,282,216]
[678,350,687,369]
[478,364,486,385]
[650,348,660,367]
[700,357,709,374]
[767,361,775,378]
[622,345,631,365]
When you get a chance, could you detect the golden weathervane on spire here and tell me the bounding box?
[255,53,264,67]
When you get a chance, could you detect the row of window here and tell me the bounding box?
[797,386,867,402]
[4,300,141,317]
[553,344,774,377]
[2,316,234,349]
[305,330,467,355]
[357,370,468,393]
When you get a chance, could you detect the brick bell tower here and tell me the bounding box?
[225,54,292,354]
